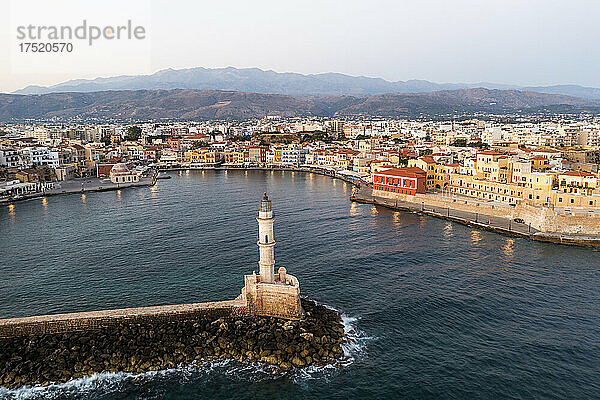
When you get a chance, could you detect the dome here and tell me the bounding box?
[110,163,130,175]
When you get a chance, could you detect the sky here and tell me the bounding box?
[1,0,599,93]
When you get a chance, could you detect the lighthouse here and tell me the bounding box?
[240,193,303,319]
[257,193,275,283]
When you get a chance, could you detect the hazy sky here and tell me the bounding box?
[1,0,599,93]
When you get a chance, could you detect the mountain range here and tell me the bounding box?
[1,88,598,122]
[12,67,600,100]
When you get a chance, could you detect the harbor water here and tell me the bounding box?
[1,170,599,399]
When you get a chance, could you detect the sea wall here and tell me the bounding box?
[514,203,600,235]
[358,188,600,245]
[0,299,345,389]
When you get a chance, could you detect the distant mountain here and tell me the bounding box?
[12,67,600,100]
[1,88,598,122]
[336,89,599,117]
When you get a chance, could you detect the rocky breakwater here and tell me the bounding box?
[0,299,346,389]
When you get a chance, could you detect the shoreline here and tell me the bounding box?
[0,169,159,205]
[159,165,363,186]
[351,186,600,247]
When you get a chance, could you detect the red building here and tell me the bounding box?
[373,167,427,195]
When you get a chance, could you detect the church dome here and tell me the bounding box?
[110,163,130,175]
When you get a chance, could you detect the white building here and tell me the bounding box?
[23,147,60,168]
[0,149,22,168]
[281,144,308,167]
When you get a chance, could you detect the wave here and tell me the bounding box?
[0,305,372,399]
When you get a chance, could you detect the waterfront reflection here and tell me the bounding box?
[371,205,379,216]
[41,197,48,214]
[349,202,359,217]
[471,230,482,244]
[81,194,87,205]
[116,190,122,201]
[443,222,453,237]
[503,238,515,259]
[8,203,15,223]
[150,184,159,199]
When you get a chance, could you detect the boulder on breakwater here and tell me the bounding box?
[0,299,345,389]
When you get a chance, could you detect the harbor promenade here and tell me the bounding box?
[0,169,158,204]
[351,184,600,247]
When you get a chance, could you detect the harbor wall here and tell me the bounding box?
[371,188,600,235]
[0,300,247,339]
[357,188,600,246]
[0,299,345,389]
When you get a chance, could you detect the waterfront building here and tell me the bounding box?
[109,163,140,184]
[0,148,22,168]
[373,167,427,195]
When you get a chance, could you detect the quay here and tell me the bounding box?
[160,164,363,186]
[351,183,600,247]
[0,168,158,204]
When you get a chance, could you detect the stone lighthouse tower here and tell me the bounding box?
[240,193,303,319]
[257,193,275,283]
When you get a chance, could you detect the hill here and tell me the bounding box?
[1,88,598,122]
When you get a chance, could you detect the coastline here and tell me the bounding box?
[159,165,363,186]
[351,184,600,247]
[0,169,159,205]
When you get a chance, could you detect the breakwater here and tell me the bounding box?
[0,299,345,389]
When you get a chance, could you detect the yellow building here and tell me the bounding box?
[408,156,436,189]
[476,150,510,182]
[273,146,283,164]
[519,172,555,191]
[558,171,598,195]
[530,156,550,171]
[185,149,208,163]
[450,174,523,205]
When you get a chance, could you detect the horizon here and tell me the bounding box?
[2,0,600,93]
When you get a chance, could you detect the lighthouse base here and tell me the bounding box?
[240,270,303,320]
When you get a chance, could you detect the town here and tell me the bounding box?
[2,116,600,221]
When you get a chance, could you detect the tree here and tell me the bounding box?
[451,138,468,147]
[125,126,142,141]
[469,141,489,149]
[100,135,111,146]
